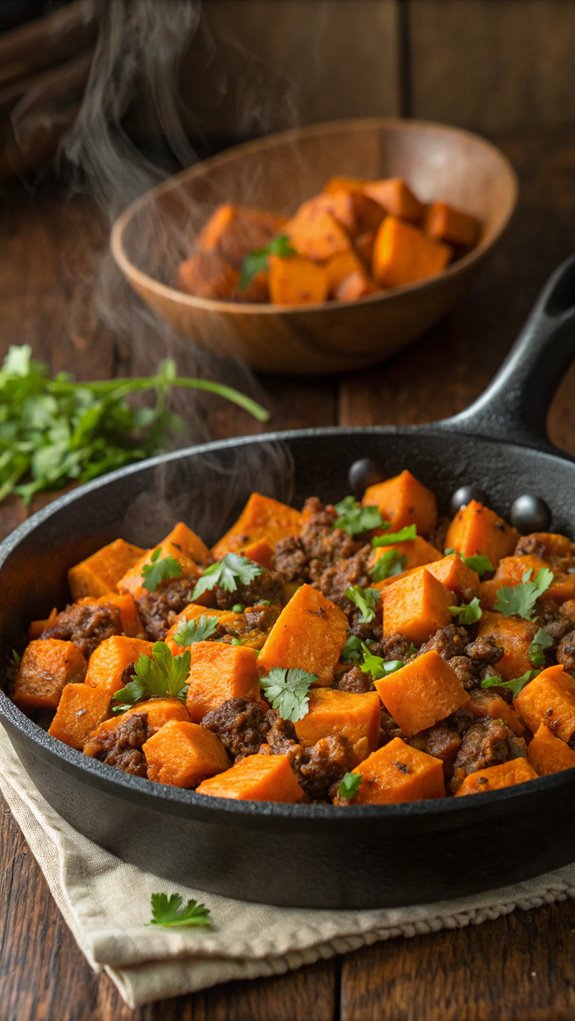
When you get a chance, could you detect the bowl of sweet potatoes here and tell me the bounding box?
[110,118,517,374]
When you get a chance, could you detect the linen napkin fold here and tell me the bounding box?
[2,725,575,1009]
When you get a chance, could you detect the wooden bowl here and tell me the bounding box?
[111,118,517,375]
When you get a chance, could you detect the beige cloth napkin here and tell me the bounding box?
[2,725,575,1009]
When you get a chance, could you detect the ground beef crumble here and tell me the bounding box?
[450,718,527,792]
[202,698,272,759]
[41,602,121,659]
[84,712,149,777]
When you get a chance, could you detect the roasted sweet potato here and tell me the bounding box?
[143,720,230,787]
[211,492,302,560]
[374,650,468,736]
[85,698,189,754]
[363,469,437,536]
[527,723,575,776]
[476,612,537,681]
[346,737,445,804]
[454,757,537,797]
[186,642,260,722]
[381,569,453,644]
[268,253,329,305]
[164,605,226,654]
[294,689,381,763]
[424,201,480,248]
[117,522,210,599]
[445,500,519,567]
[514,665,575,743]
[258,584,348,685]
[175,251,240,301]
[466,689,525,736]
[370,536,442,574]
[363,178,425,222]
[333,271,378,302]
[84,635,153,694]
[48,684,111,749]
[196,752,304,802]
[76,593,144,639]
[196,203,285,266]
[284,202,351,261]
[68,538,146,600]
[13,639,87,711]
[484,554,575,605]
[372,216,451,288]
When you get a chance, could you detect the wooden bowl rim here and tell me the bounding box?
[110,116,518,316]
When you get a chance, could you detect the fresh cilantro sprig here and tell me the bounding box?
[529,627,554,668]
[345,585,380,623]
[172,614,219,646]
[333,496,388,536]
[112,642,191,712]
[147,893,212,928]
[141,547,183,592]
[337,773,362,801]
[372,524,417,547]
[192,554,262,600]
[494,568,554,621]
[238,233,296,290]
[360,642,404,680]
[462,554,494,576]
[481,669,539,698]
[260,667,317,722]
[341,634,364,663]
[449,597,483,625]
[0,346,268,504]
[369,549,407,582]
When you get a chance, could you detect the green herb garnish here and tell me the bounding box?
[360,642,404,680]
[141,547,183,592]
[494,568,554,621]
[341,634,364,663]
[231,603,245,613]
[333,495,388,536]
[372,524,417,547]
[462,554,494,576]
[112,642,191,712]
[172,614,219,647]
[345,585,380,623]
[369,549,407,582]
[259,667,317,722]
[529,627,554,668]
[481,669,539,698]
[238,233,296,290]
[449,597,483,624]
[337,772,362,801]
[191,554,262,601]
[147,893,212,928]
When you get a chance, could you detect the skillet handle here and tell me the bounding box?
[439,254,575,451]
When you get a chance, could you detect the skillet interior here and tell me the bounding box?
[2,427,575,909]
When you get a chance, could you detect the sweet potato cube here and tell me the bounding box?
[363,469,437,536]
[324,249,366,294]
[476,612,537,681]
[13,639,87,712]
[527,723,575,776]
[268,254,329,305]
[354,230,376,267]
[307,189,385,237]
[85,698,189,755]
[196,203,285,266]
[323,175,366,195]
[424,201,480,248]
[258,584,348,686]
[372,216,451,288]
[240,538,275,569]
[454,757,537,797]
[466,689,525,736]
[68,538,146,600]
[48,684,111,750]
[176,251,239,300]
[284,203,351,261]
[445,500,519,567]
[334,270,378,302]
[117,522,210,599]
[143,720,229,787]
[427,554,481,597]
[28,608,58,640]
[85,636,153,694]
[514,665,575,743]
[75,593,144,639]
[374,650,468,736]
[382,569,453,644]
[522,532,574,559]
[294,689,381,763]
[186,642,260,722]
[488,554,575,604]
[348,737,445,805]
[196,752,304,802]
[375,536,442,572]
[364,178,425,222]
[211,492,302,560]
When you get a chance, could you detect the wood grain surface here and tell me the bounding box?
[2,126,575,1020]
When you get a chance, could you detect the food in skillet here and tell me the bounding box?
[12,468,575,805]
[175,177,481,306]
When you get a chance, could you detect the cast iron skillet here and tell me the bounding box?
[1,257,575,910]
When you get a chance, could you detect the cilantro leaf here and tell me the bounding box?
[341,634,364,663]
[369,549,407,582]
[360,642,404,680]
[112,642,191,711]
[494,568,554,621]
[449,597,483,624]
[172,614,219,646]
[147,893,212,928]
[238,233,296,290]
[259,667,317,722]
[481,669,539,698]
[529,627,554,667]
[462,554,494,576]
[333,496,388,536]
[337,773,362,801]
[141,547,183,592]
[192,554,262,600]
[372,524,417,547]
[345,585,380,623]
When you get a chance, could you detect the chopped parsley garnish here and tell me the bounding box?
[494,568,554,621]
[345,585,381,623]
[191,554,262,600]
[147,893,212,929]
[449,597,483,624]
[341,634,364,663]
[333,495,388,536]
[238,233,296,290]
[462,554,494,576]
[372,524,417,547]
[231,603,245,613]
[481,669,539,698]
[529,627,554,668]
[259,667,317,722]
[369,549,407,582]
[172,614,219,646]
[141,547,183,592]
[337,772,362,801]
[112,642,191,712]
[360,642,404,680]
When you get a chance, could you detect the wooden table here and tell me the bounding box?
[2,127,575,1020]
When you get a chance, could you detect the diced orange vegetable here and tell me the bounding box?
[527,723,575,776]
[334,270,378,302]
[68,538,146,600]
[307,188,384,237]
[424,201,480,248]
[364,178,425,222]
[370,536,442,575]
[445,500,519,567]
[176,251,240,300]
[514,665,575,743]
[382,569,453,644]
[85,636,153,694]
[196,203,285,266]
[164,605,225,654]
[284,202,351,261]
[428,553,480,598]
[13,639,87,712]
[294,689,381,763]
[268,254,329,305]
[374,650,468,736]
[28,607,58,640]
[476,612,537,681]
[211,492,302,560]
[363,469,437,536]
[143,720,230,787]
[117,522,210,599]
[372,216,451,288]
[347,737,445,804]
[466,689,525,736]
[324,249,366,293]
[258,584,348,686]
[520,533,574,559]
[484,554,575,605]
[241,538,275,569]
[323,175,366,195]
[85,698,189,752]
[48,684,111,749]
[196,752,304,802]
[454,757,537,797]
[186,642,260,722]
[354,230,376,268]
[75,593,144,638]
